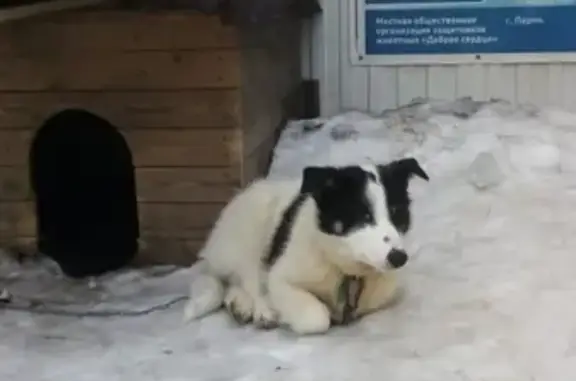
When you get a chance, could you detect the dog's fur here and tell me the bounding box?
[184,159,429,334]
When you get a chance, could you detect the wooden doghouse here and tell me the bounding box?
[0,2,318,267]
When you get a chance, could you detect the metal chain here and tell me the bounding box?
[0,291,188,318]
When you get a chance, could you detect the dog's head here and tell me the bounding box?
[300,159,428,273]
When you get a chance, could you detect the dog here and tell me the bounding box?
[183,158,429,334]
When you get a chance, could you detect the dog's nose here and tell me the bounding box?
[387,249,408,269]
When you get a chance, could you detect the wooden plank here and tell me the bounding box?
[0,130,32,166]
[0,0,104,25]
[0,167,242,202]
[319,0,341,116]
[547,64,564,108]
[0,236,37,256]
[456,65,488,101]
[0,204,215,266]
[136,167,240,203]
[369,67,398,113]
[0,201,35,237]
[0,50,241,91]
[127,129,240,167]
[0,129,241,168]
[138,202,224,235]
[135,236,203,266]
[2,235,204,267]
[397,67,427,106]
[486,65,516,103]
[0,167,30,201]
[339,0,369,113]
[0,128,240,174]
[427,66,457,101]
[240,38,301,158]
[0,201,220,257]
[140,228,209,241]
[0,90,240,129]
[339,0,368,112]
[0,12,237,53]
[516,64,550,106]
[562,64,576,112]
[242,133,276,184]
[341,67,369,112]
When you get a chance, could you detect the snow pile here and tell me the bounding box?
[270,98,571,183]
[0,253,190,316]
[4,98,576,380]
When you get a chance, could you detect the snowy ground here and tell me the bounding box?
[4,98,576,380]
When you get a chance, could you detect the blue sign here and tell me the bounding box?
[363,0,576,55]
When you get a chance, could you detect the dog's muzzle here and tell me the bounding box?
[386,248,408,269]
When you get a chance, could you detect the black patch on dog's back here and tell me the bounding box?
[264,193,308,267]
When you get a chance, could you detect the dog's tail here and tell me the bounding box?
[183,260,225,323]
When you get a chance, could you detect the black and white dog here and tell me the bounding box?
[183,158,429,335]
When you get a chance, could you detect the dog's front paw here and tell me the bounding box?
[252,301,278,330]
[288,301,331,335]
[224,286,253,325]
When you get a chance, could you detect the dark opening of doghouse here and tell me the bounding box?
[29,109,139,278]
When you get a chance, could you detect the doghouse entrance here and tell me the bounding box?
[29,109,139,278]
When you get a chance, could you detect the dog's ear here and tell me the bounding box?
[378,158,429,185]
[300,166,338,193]
[378,158,428,235]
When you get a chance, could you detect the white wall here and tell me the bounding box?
[301,0,576,117]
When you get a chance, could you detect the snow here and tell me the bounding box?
[4,98,576,380]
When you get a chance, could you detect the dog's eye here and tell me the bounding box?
[364,213,372,222]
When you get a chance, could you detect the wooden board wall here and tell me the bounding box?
[0,11,244,265]
[238,21,303,184]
